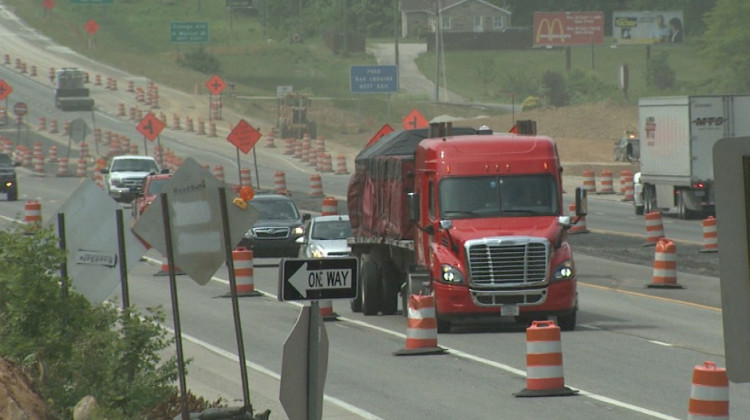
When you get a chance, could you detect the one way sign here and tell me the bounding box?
[279,258,358,301]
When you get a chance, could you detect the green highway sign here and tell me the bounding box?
[70,0,114,4]
[170,22,209,43]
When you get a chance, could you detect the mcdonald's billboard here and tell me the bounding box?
[533,12,604,47]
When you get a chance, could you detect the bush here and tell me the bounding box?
[646,51,676,90]
[566,69,612,103]
[542,70,569,107]
[0,227,178,419]
[178,46,220,74]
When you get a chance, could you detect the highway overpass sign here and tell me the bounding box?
[350,65,398,94]
[279,258,358,301]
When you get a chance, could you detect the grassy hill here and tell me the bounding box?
[2,1,713,146]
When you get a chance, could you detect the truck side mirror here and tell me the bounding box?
[407,192,420,222]
[575,187,588,216]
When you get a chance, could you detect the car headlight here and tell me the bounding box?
[111,179,124,187]
[440,264,464,284]
[310,243,325,258]
[293,226,304,236]
[553,260,575,282]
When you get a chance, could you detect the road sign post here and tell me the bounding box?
[228,119,262,189]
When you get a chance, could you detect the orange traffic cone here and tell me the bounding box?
[393,294,447,356]
[515,320,577,397]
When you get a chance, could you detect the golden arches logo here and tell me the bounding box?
[535,18,564,43]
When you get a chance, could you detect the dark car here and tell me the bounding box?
[240,194,310,258]
[0,152,19,201]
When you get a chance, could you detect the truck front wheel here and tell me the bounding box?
[557,310,577,331]
[361,260,381,316]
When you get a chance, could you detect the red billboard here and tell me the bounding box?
[533,12,604,47]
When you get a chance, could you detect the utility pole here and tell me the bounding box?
[394,0,400,85]
[434,1,441,102]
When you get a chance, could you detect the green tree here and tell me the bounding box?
[645,51,676,90]
[0,227,177,418]
[700,0,750,92]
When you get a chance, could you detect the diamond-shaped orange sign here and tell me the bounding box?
[136,112,165,142]
[228,119,261,154]
[85,20,100,36]
[205,75,226,96]
[366,123,394,147]
[43,0,55,10]
[0,80,12,101]
[402,109,428,130]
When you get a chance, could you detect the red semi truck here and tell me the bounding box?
[347,124,586,332]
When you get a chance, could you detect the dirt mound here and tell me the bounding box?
[0,358,54,419]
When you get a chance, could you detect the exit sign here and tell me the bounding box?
[170,22,209,43]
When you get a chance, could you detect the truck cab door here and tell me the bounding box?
[415,178,437,268]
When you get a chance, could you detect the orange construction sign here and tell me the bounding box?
[227,119,261,154]
[136,112,165,142]
[402,109,428,130]
[366,123,394,147]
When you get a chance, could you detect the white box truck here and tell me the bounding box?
[634,95,750,219]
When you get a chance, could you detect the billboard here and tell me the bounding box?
[613,11,684,45]
[533,12,604,47]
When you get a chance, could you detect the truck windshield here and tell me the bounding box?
[439,175,558,219]
[111,159,159,173]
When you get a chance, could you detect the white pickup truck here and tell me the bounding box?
[100,155,163,203]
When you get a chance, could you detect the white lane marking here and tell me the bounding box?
[648,340,674,347]
[159,257,679,420]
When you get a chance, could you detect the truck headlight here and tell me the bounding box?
[440,264,464,284]
[553,260,575,282]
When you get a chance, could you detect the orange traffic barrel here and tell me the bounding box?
[394,294,447,356]
[687,361,728,420]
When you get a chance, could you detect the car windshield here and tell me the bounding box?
[111,159,159,173]
[251,199,299,220]
[439,174,558,219]
[311,220,352,240]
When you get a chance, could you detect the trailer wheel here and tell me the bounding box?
[361,260,381,316]
[643,185,656,214]
[677,190,697,220]
[380,262,399,315]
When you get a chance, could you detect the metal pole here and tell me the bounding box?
[252,147,260,190]
[236,148,243,187]
[115,209,130,310]
[57,213,69,298]
[219,187,254,414]
[159,193,190,420]
[308,300,321,420]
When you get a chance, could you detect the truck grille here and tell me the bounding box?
[253,227,290,239]
[123,177,145,189]
[466,237,549,287]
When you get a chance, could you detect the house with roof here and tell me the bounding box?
[400,0,512,38]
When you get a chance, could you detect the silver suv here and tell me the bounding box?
[100,155,162,203]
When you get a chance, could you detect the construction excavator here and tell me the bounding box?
[55,68,95,111]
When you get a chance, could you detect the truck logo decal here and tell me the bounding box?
[692,117,727,126]
[644,117,656,146]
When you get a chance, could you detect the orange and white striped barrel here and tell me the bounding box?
[24,200,42,227]
[688,361,729,420]
[307,148,318,167]
[283,138,295,155]
[185,116,194,132]
[48,145,58,163]
[93,173,105,189]
[37,116,46,131]
[30,65,37,77]
[394,294,446,356]
[76,158,87,178]
[317,153,333,173]
[582,169,596,193]
[598,170,615,194]
[172,114,182,130]
[57,157,69,177]
[300,142,310,163]
[265,134,276,148]
[213,165,225,183]
[80,142,89,160]
[515,320,576,397]
[567,203,588,234]
[274,171,287,194]
[648,238,682,288]
[293,140,303,158]
[154,254,185,276]
[33,153,44,173]
[321,196,338,215]
[94,74,102,86]
[316,135,326,152]
[700,216,718,253]
[232,248,260,296]
[644,211,665,245]
[129,144,138,155]
[318,299,337,320]
[127,80,135,93]
[619,170,633,195]
[21,149,31,167]
[309,174,323,197]
[196,118,206,135]
[208,121,217,137]
[335,155,349,175]
[240,168,252,186]
[49,118,59,134]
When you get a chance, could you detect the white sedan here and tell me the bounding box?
[297,215,352,258]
